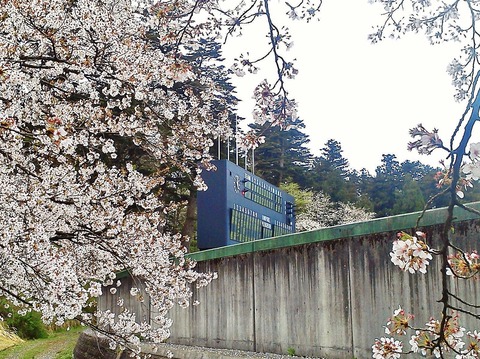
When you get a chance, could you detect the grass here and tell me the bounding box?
[0,326,83,359]
[0,323,23,351]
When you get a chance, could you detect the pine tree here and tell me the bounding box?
[392,174,426,214]
[310,139,357,203]
[318,139,350,177]
[249,117,313,187]
[370,154,404,217]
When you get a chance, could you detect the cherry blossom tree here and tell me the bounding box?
[370,1,480,357]
[0,0,323,356]
[295,191,375,231]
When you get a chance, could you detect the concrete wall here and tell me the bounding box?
[100,203,480,359]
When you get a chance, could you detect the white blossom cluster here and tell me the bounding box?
[447,249,480,278]
[0,0,235,355]
[374,308,480,358]
[369,2,480,357]
[463,143,480,181]
[410,316,466,357]
[390,231,433,274]
[251,80,298,129]
[372,337,403,359]
[368,0,480,100]
[295,191,375,232]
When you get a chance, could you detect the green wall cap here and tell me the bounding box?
[187,201,480,262]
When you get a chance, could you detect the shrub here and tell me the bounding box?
[0,299,48,340]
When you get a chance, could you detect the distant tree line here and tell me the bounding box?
[249,118,480,220]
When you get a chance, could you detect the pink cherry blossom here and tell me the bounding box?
[372,337,403,359]
[390,232,433,274]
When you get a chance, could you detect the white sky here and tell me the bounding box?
[222,0,469,174]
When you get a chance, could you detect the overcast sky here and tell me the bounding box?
[222,0,469,174]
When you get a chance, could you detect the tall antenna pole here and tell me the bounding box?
[217,135,221,160]
[252,148,255,174]
[227,134,230,161]
[235,115,239,165]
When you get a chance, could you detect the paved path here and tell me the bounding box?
[76,330,325,359]
[142,342,324,359]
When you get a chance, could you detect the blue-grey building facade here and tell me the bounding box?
[197,160,295,249]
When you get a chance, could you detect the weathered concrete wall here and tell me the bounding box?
[98,275,152,324]
[167,204,480,358]
[168,255,256,351]
[99,203,480,359]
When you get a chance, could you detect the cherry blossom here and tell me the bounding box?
[463,143,480,182]
[370,1,480,357]
[447,250,480,278]
[375,309,471,358]
[252,81,298,128]
[408,124,444,155]
[295,191,374,231]
[458,330,480,358]
[0,0,232,354]
[390,232,433,274]
[368,0,480,100]
[410,315,466,358]
[0,0,325,355]
[372,337,403,359]
[384,306,414,336]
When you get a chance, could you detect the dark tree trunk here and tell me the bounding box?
[180,188,197,252]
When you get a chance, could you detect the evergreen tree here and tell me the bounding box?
[318,139,350,177]
[392,174,426,214]
[401,160,434,181]
[369,157,441,216]
[350,168,375,212]
[310,139,357,203]
[192,38,244,163]
[400,160,449,209]
[370,154,404,217]
[249,117,313,187]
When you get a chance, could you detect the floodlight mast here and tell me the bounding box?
[219,116,255,174]
[235,115,239,166]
